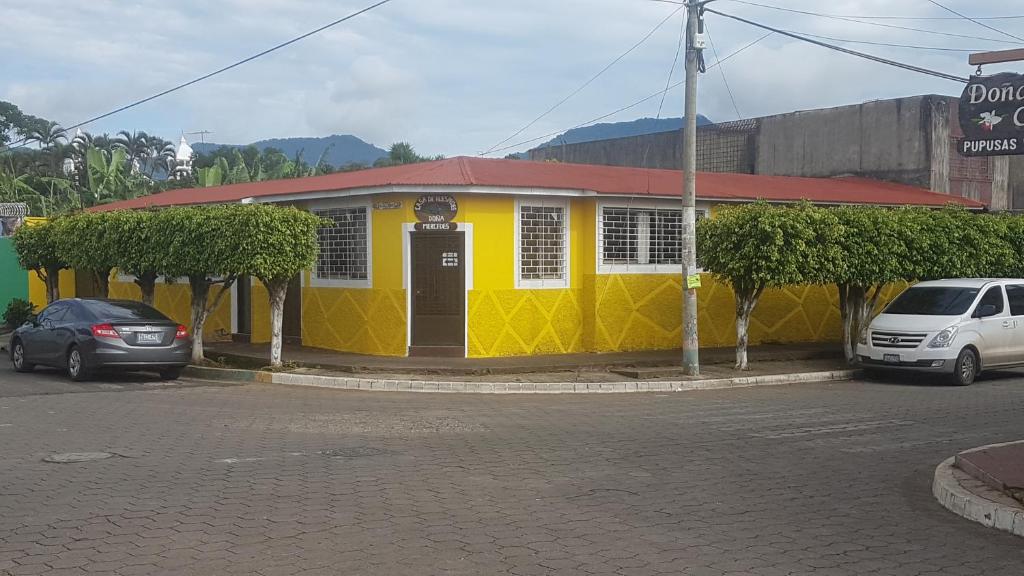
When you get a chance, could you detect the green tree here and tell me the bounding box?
[220,204,323,366]
[697,202,844,370]
[372,142,443,168]
[152,206,239,363]
[52,212,119,298]
[104,210,163,305]
[26,120,67,150]
[831,207,913,365]
[11,220,66,303]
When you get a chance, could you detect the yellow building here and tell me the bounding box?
[97,157,980,358]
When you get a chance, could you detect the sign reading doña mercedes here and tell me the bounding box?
[413,194,458,223]
[959,72,1024,156]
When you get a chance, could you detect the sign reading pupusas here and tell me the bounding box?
[413,194,458,223]
[959,72,1024,157]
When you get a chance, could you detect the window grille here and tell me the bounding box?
[600,206,705,270]
[314,207,368,280]
[519,203,567,284]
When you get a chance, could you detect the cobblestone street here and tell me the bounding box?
[1,366,1022,575]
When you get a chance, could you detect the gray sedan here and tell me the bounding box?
[9,298,191,381]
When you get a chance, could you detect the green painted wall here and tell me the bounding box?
[0,238,28,314]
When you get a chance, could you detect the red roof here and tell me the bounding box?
[94,156,983,211]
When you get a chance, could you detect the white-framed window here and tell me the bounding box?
[311,204,372,288]
[515,198,570,289]
[597,202,706,274]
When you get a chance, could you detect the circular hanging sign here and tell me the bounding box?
[413,194,458,223]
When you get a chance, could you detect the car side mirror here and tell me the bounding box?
[974,304,998,318]
[41,318,54,329]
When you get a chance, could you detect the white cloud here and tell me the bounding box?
[2,0,1017,156]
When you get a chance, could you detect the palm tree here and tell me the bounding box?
[113,130,154,175]
[27,121,67,150]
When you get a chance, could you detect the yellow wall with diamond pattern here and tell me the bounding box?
[240,192,870,358]
[108,280,232,340]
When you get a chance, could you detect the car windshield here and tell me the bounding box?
[83,300,170,321]
[884,286,980,315]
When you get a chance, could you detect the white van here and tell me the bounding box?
[857,279,1024,385]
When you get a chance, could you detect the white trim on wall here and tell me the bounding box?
[514,197,570,290]
[307,198,373,289]
[403,222,473,358]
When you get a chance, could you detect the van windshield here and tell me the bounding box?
[884,286,979,315]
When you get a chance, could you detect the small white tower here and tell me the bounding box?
[171,135,194,181]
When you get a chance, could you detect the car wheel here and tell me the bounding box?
[159,367,182,381]
[67,346,91,382]
[951,348,978,386]
[11,340,34,373]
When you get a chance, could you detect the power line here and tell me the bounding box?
[924,0,1024,43]
[2,0,393,152]
[787,30,988,52]
[648,0,1024,20]
[656,11,687,119]
[705,23,741,120]
[705,0,1022,45]
[483,32,773,157]
[703,8,969,83]
[481,3,684,156]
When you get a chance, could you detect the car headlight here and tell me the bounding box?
[928,326,959,348]
[858,330,869,345]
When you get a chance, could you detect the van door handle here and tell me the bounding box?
[1003,320,1015,328]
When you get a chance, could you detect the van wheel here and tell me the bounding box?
[951,348,978,386]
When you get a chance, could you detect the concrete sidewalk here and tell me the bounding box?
[933,440,1024,538]
[206,341,841,376]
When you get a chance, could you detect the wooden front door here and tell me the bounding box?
[410,232,465,356]
[283,275,302,345]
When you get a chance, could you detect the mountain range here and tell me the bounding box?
[533,116,712,149]
[186,116,712,165]
[191,134,387,167]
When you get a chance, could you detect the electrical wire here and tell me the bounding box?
[648,0,1024,20]
[657,11,687,120]
[481,3,684,156]
[1,0,393,152]
[787,30,988,52]
[710,0,1021,45]
[924,0,1024,43]
[482,31,773,157]
[703,8,969,83]
[704,23,741,120]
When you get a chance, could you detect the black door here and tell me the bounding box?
[283,275,302,345]
[234,276,252,342]
[410,232,465,357]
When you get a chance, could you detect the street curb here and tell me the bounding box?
[932,455,1024,538]
[183,365,272,384]
[184,365,856,394]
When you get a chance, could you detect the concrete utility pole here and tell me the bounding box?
[681,0,706,376]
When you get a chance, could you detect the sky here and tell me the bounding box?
[2,0,1022,158]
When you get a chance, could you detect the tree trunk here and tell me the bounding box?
[189,278,210,364]
[267,279,288,367]
[734,287,763,371]
[134,272,157,307]
[43,267,61,303]
[839,284,856,366]
[187,275,237,364]
[93,268,111,299]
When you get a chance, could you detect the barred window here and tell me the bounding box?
[600,206,705,270]
[314,207,368,281]
[517,202,568,287]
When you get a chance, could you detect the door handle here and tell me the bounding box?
[1003,320,1016,328]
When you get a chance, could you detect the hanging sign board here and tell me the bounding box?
[414,194,458,223]
[958,72,1024,157]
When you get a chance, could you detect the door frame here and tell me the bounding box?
[403,222,473,357]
